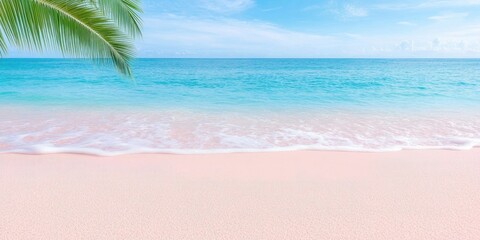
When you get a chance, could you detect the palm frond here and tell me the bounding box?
[0,31,7,56]
[90,0,142,37]
[0,0,141,77]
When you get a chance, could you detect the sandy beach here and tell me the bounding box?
[2,0,480,238]
[1,149,479,239]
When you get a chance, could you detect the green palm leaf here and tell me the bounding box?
[0,0,142,77]
[90,0,142,37]
[0,31,7,56]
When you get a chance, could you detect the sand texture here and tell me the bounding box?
[1,149,480,239]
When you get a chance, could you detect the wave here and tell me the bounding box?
[2,140,480,156]
[1,107,479,156]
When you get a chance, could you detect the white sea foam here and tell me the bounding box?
[1,107,479,156]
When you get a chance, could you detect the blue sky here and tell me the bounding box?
[12,0,480,57]
[136,0,480,58]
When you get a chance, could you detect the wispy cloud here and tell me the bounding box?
[429,12,469,21]
[421,0,480,7]
[343,4,368,17]
[139,15,337,57]
[201,0,254,13]
[376,0,480,10]
[141,0,254,16]
[304,2,368,18]
[136,13,480,58]
[123,0,480,58]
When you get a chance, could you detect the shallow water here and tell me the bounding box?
[1,59,479,155]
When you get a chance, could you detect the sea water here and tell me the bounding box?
[1,58,479,155]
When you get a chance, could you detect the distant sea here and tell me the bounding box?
[1,59,479,155]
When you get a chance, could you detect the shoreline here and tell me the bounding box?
[2,145,480,157]
[1,149,480,239]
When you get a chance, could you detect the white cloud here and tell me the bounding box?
[377,0,480,10]
[304,2,368,18]
[429,12,469,21]
[138,15,338,57]
[201,0,254,13]
[354,23,480,57]
[136,14,480,58]
[421,0,480,7]
[343,4,368,17]
[141,0,254,16]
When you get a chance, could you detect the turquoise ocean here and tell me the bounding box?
[0,59,479,155]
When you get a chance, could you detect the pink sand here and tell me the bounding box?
[1,149,480,239]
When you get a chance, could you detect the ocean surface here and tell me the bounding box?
[1,58,479,155]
